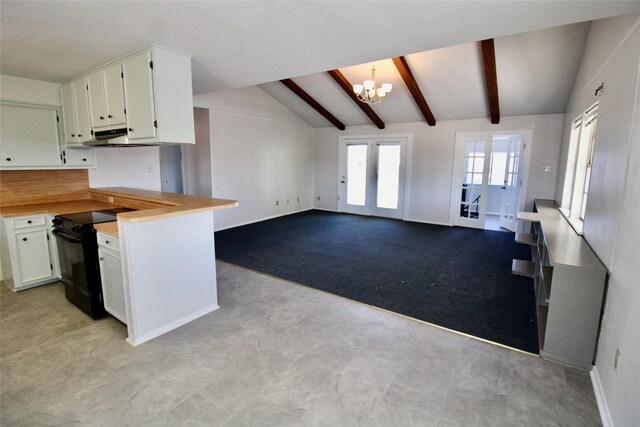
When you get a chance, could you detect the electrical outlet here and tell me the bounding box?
[614,348,621,371]
[540,165,551,172]
[146,164,153,173]
[108,196,114,203]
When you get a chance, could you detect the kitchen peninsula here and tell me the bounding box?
[0,180,237,346]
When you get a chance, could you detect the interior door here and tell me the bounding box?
[453,134,491,229]
[339,137,406,219]
[499,137,523,231]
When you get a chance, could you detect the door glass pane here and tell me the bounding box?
[460,140,485,219]
[376,145,400,209]
[347,144,367,206]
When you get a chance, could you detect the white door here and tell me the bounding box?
[103,63,127,126]
[122,50,157,139]
[87,71,107,128]
[499,137,524,231]
[99,247,127,324]
[15,229,52,285]
[60,82,78,144]
[339,137,406,219]
[452,134,491,229]
[73,78,92,142]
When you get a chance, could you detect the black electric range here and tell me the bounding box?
[52,208,130,319]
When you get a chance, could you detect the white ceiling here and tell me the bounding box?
[1,1,638,126]
[260,22,591,126]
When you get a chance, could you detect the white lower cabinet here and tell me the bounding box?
[0,214,58,291]
[97,232,127,324]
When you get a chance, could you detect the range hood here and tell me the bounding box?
[84,128,157,147]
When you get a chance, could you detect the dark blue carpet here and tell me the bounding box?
[215,210,538,353]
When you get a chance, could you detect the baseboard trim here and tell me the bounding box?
[126,304,220,347]
[591,366,614,427]
[215,208,313,232]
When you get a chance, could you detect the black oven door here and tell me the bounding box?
[53,228,106,319]
[53,229,88,292]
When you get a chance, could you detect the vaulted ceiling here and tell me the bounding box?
[1,1,639,128]
[260,22,591,127]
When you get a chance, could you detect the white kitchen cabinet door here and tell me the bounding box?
[73,79,92,143]
[103,63,126,126]
[15,228,52,284]
[62,146,94,167]
[61,82,78,144]
[122,51,157,140]
[88,64,126,129]
[87,71,107,128]
[0,103,62,167]
[98,245,127,324]
[62,79,92,144]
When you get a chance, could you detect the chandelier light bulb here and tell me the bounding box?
[381,83,392,93]
[353,84,364,94]
[363,80,374,90]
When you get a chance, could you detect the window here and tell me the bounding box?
[560,103,598,232]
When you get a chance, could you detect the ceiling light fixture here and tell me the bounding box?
[352,64,392,104]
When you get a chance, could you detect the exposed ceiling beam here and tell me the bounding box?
[480,38,500,124]
[280,78,346,130]
[392,56,436,126]
[327,69,385,130]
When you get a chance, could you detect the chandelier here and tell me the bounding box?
[352,64,392,104]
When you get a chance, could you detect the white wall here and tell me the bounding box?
[0,75,61,106]
[314,114,564,225]
[88,147,162,191]
[193,86,314,231]
[556,13,640,427]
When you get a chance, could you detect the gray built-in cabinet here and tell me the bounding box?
[512,199,607,370]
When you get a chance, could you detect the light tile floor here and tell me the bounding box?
[1,261,601,426]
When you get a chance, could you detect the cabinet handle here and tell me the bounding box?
[22,238,27,242]
[5,158,11,161]
[105,240,110,244]
[100,116,105,120]
[78,134,82,137]
[82,158,87,162]
[128,128,133,132]
[99,257,104,261]
[108,114,113,119]
[71,134,75,137]
[27,220,32,224]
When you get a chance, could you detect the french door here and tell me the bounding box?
[453,135,491,228]
[451,131,529,230]
[498,137,523,231]
[338,137,406,219]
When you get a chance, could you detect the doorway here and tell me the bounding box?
[451,131,530,231]
[338,136,407,219]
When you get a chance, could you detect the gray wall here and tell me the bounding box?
[555,13,640,426]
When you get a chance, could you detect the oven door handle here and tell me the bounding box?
[52,229,83,244]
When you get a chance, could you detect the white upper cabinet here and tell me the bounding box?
[60,79,92,144]
[61,45,195,145]
[122,51,157,140]
[0,103,62,168]
[122,46,195,144]
[87,63,126,129]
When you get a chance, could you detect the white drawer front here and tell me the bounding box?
[13,215,46,229]
[97,233,119,252]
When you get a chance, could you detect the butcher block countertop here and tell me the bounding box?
[0,199,119,217]
[89,187,237,223]
[1,187,238,233]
